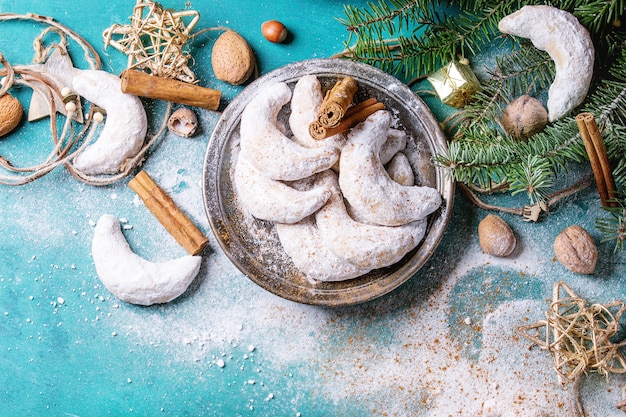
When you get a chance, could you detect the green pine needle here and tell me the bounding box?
[338,0,626,248]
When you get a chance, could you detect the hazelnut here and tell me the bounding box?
[261,20,288,43]
[0,93,23,138]
[501,95,548,140]
[554,225,597,274]
[211,30,256,86]
[478,214,516,257]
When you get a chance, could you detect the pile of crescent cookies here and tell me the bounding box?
[234,75,442,282]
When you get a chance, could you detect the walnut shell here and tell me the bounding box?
[167,107,198,138]
[554,225,597,274]
[0,93,23,138]
[211,30,256,86]
[501,95,548,140]
[478,214,516,257]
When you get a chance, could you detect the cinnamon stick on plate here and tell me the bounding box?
[317,76,358,128]
[129,170,209,255]
[324,100,385,137]
[308,98,384,140]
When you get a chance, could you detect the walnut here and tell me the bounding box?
[553,225,597,274]
[501,95,548,140]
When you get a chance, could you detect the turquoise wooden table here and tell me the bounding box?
[1,1,626,416]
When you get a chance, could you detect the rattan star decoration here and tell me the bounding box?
[103,0,200,83]
[518,281,626,386]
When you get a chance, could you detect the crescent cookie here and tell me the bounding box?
[276,217,371,282]
[39,51,147,175]
[72,70,148,175]
[92,214,201,306]
[339,110,442,226]
[314,170,427,270]
[498,5,594,122]
[380,128,407,165]
[288,75,344,149]
[387,152,415,186]
[239,82,340,181]
[234,153,331,224]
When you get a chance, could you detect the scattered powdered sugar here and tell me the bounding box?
[88,108,623,416]
[5,96,625,416]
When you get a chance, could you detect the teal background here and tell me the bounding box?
[1,1,625,416]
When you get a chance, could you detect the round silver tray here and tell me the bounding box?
[202,58,454,307]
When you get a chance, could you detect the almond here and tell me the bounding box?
[554,225,597,274]
[478,214,516,257]
[0,93,23,138]
[211,30,256,86]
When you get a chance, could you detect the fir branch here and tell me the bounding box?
[521,120,588,169]
[458,44,554,126]
[602,122,626,186]
[596,193,626,252]
[435,117,588,202]
[574,0,626,35]
[429,3,510,56]
[435,126,516,188]
[340,0,428,35]
[338,0,522,79]
[488,44,554,99]
[338,0,626,211]
[508,154,555,203]
[339,0,431,55]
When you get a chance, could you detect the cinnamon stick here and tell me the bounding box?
[309,98,383,140]
[324,101,385,138]
[129,170,209,255]
[582,113,617,206]
[120,69,221,111]
[576,112,617,207]
[317,77,358,128]
[344,97,378,117]
[308,120,327,141]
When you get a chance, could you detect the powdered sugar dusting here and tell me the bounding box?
[3,101,625,417]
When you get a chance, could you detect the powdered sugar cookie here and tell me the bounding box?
[288,75,344,149]
[234,153,331,224]
[339,110,441,226]
[498,5,594,121]
[387,152,415,186]
[276,217,371,282]
[314,170,427,270]
[239,82,340,181]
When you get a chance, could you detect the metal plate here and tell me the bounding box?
[202,58,454,307]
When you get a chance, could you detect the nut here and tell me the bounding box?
[211,30,256,86]
[261,20,288,43]
[501,95,548,140]
[0,93,23,138]
[554,225,597,274]
[478,214,516,257]
[167,107,198,138]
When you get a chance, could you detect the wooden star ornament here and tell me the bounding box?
[103,0,200,83]
[518,281,626,385]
